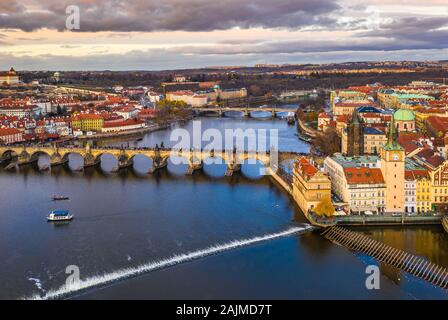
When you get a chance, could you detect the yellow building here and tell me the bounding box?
[293,157,332,214]
[430,160,448,212]
[70,114,104,132]
[416,173,432,213]
[380,118,405,213]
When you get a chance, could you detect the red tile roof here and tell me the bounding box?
[0,128,21,136]
[295,157,318,178]
[426,116,448,134]
[103,119,144,128]
[344,167,385,185]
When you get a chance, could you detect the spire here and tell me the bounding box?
[351,109,360,124]
[387,116,396,145]
[384,115,403,151]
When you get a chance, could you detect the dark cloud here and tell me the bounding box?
[184,16,448,55]
[0,0,340,32]
[168,36,447,56]
[359,16,448,50]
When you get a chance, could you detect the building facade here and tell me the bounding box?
[430,160,448,212]
[293,157,332,214]
[0,68,20,85]
[0,128,24,144]
[70,114,104,132]
[343,167,386,214]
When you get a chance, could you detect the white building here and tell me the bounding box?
[115,106,139,120]
[166,91,208,107]
[404,171,417,213]
[102,120,147,133]
[343,167,386,214]
[147,92,164,104]
[0,105,41,118]
[33,100,54,115]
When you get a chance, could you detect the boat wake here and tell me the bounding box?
[26,224,314,300]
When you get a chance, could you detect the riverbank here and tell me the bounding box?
[76,116,193,141]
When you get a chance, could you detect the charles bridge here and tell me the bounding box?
[0,144,304,176]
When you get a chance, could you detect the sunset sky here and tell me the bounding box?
[1,0,447,70]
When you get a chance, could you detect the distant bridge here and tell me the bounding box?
[193,106,296,117]
[0,145,304,176]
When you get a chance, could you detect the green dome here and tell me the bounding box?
[394,109,415,121]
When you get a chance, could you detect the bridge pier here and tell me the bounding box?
[50,153,68,167]
[186,161,203,175]
[83,154,100,168]
[148,157,168,174]
[118,157,134,170]
[225,162,241,177]
[17,151,37,166]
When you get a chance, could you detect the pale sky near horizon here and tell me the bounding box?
[0,0,448,70]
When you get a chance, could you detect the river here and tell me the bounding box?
[0,116,447,300]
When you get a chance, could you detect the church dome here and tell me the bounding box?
[394,109,415,121]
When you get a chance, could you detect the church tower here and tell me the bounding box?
[346,109,363,156]
[380,117,405,213]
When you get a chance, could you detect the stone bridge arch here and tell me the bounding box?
[30,150,52,162]
[0,148,20,159]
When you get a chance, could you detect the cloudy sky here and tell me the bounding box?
[0,0,448,70]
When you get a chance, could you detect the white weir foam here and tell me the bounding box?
[26,225,314,300]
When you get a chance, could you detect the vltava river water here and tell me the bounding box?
[0,117,447,299]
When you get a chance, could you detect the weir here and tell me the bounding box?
[27,225,315,300]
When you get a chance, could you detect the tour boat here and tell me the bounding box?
[47,210,74,222]
[297,134,312,143]
[51,195,70,201]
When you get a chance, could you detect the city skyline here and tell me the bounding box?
[1,0,448,70]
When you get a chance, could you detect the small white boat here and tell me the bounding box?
[47,210,74,222]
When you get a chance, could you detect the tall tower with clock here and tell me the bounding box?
[380,118,405,213]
